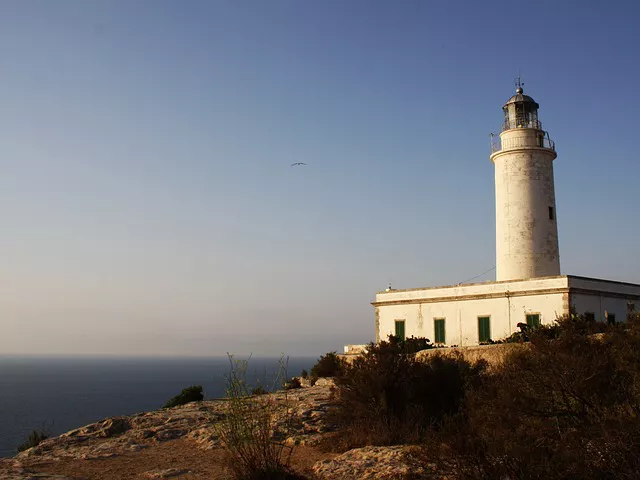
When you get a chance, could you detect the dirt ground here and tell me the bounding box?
[15,439,334,479]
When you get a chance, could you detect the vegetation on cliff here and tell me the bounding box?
[216,355,305,480]
[17,430,48,453]
[162,385,204,409]
[322,313,640,479]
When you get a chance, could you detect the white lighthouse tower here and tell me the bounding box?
[490,82,560,281]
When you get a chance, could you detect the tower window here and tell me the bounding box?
[549,206,554,220]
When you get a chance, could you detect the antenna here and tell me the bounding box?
[514,71,524,93]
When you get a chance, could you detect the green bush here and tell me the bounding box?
[17,430,48,452]
[310,352,344,378]
[300,369,308,379]
[328,339,487,449]
[163,385,204,408]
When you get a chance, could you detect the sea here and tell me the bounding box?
[0,355,316,458]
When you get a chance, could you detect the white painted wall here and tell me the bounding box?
[491,127,560,281]
[374,276,640,346]
[376,292,564,346]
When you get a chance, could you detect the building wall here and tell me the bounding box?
[570,294,629,322]
[376,292,566,346]
[492,127,560,281]
[374,276,640,346]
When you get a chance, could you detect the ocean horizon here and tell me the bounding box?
[0,354,316,458]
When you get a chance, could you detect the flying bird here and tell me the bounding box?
[290,162,306,167]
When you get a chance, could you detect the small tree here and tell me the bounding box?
[310,352,344,378]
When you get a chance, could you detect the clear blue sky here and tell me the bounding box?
[1,0,639,356]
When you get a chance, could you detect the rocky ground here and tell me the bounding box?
[0,380,436,480]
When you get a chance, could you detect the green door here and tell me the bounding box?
[478,316,491,343]
[434,318,446,344]
[526,314,540,328]
[395,320,405,341]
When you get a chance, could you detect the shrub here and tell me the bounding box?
[300,369,308,379]
[502,312,614,344]
[426,320,640,479]
[310,352,344,378]
[386,334,434,353]
[285,377,301,390]
[163,385,204,408]
[17,430,48,452]
[328,339,487,449]
[251,386,267,395]
[216,355,306,480]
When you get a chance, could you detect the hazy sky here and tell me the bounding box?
[2,1,639,356]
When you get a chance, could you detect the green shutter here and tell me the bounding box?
[478,316,491,343]
[526,314,540,328]
[395,320,405,341]
[434,319,446,344]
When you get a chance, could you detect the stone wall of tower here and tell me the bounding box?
[493,135,560,281]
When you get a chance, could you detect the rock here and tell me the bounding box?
[312,445,433,479]
[0,461,76,480]
[5,383,336,469]
[142,468,191,478]
[153,429,187,442]
[98,418,131,438]
[313,377,336,387]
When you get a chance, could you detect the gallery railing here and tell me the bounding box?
[490,133,555,154]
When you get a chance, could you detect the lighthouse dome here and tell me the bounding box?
[503,88,539,109]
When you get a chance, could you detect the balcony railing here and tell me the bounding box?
[490,133,555,154]
[490,134,501,153]
[502,118,543,131]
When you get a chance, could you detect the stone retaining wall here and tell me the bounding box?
[340,342,527,367]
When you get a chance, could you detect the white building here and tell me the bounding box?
[371,84,640,347]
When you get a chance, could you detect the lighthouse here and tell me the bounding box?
[490,83,560,281]
[364,81,640,351]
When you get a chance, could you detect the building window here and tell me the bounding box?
[394,320,406,341]
[478,316,491,343]
[526,313,541,328]
[606,312,616,325]
[549,206,554,220]
[434,318,446,344]
[585,312,595,322]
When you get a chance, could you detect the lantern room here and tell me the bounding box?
[502,85,541,131]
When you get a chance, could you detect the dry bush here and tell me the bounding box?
[17,430,49,452]
[426,318,640,479]
[216,355,308,480]
[327,339,487,450]
[310,351,344,378]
